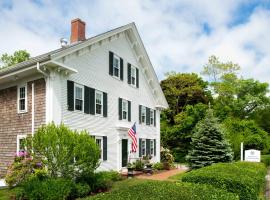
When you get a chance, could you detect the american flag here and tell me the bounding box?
[128,123,137,152]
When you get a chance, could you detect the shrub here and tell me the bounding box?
[133,159,144,171]
[90,180,239,200]
[5,153,44,187]
[182,162,267,200]
[261,154,270,167]
[74,182,91,198]
[31,123,100,178]
[161,148,174,169]
[76,171,122,193]
[153,162,164,170]
[21,177,74,200]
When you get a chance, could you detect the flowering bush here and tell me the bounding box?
[161,148,175,169]
[5,151,44,187]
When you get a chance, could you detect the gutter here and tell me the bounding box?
[36,62,49,77]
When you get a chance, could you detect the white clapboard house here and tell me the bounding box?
[0,18,168,174]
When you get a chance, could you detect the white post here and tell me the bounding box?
[240,142,244,161]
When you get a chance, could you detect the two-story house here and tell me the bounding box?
[0,18,168,177]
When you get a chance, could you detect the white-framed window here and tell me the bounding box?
[95,136,103,160]
[131,66,136,86]
[17,135,27,153]
[150,109,154,125]
[141,139,146,156]
[113,54,120,78]
[17,85,27,113]
[150,139,154,156]
[74,84,84,111]
[122,99,128,120]
[141,106,146,124]
[95,90,103,115]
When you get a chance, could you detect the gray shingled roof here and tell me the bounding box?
[0,23,130,77]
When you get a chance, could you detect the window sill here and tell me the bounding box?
[18,111,28,114]
[111,75,122,82]
[128,84,138,89]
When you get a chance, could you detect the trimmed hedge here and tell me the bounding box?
[88,180,239,200]
[261,154,270,167]
[182,162,267,200]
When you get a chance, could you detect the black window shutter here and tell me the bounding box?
[139,138,142,157]
[128,101,131,122]
[154,139,156,156]
[154,110,156,127]
[89,88,95,115]
[119,98,122,120]
[103,136,107,161]
[67,80,74,111]
[139,105,142,124]
[103,92,107,117]
[136,68,139,88]
[120,58,123,81]
[146,107,150,125]
[127,63,131,84]
[84,86,90,114]
[109,51,114,76]
[146,139,150,156]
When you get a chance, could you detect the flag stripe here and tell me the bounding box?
[128,123,137,152]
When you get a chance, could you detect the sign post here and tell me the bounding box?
[240,142,243,161]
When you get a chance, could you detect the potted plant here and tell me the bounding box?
[127,163,135,178]
[143,155,153,174]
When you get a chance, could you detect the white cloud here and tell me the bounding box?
[0,0,270,85]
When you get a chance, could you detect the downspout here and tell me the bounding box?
[35,61,50,129]
[31,83,35,137]
[36,62,49,77]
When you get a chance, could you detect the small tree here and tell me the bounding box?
[186,109,233,169]
[31,123,100,178]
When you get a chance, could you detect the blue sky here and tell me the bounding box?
[1,0,270,82]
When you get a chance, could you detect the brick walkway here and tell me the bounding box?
[137,168,186,180]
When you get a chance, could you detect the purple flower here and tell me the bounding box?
[36,162,42,167]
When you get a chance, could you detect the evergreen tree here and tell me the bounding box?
[186,109,233,169]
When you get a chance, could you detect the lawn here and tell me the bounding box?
[0,188,16,200]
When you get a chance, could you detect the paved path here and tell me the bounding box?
[137,168,186,180]
[266,168,270,199]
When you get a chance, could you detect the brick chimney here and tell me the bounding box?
[70,18,86,44]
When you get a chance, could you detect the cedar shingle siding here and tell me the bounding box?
[0,78,46,177]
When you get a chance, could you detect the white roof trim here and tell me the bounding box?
[49,61,78,74]
[50,23,168,108]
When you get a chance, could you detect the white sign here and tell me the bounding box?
[245,149,261,162]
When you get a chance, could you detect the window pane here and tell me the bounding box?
[132,77,135,85]
[96,139,102,159]
[114,67,119,77]
[19,138,26,152]
[96,93,102,103]
[96,104,102,114]
[20,87,25,99]
[131,67,135,76]
[113,57,119,68]
[75,87,82,100]
[20,99,25,111]
[123,111,127,119]
[75,99,83,110]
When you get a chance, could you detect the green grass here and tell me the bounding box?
[0,188,16,200]
[168,171,187,180]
